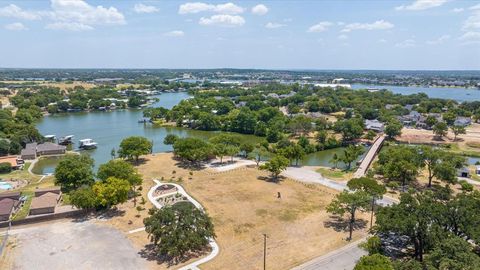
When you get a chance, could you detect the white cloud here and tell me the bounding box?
[378,39,388,43]
[265,22,285,29]
[341,20,394,32]
[134,3,159,14]
[199,14,245,27]
[164,30,185,37]
[338,34,348,40]
[4,22,28,31]
[179,2,244,15]
[426,34,450,45]
[396,0,448,11]
[459,31,480,44]
[452,8,464,13]
[470,4,480,10]
[395,39,416,48]
[45,22,93,31]
[463,9,480,30]
[307,21,333,33]
[251,4,268,15]
[0,4,41,20]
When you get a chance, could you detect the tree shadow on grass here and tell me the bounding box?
[257,175,285,183]
[323,215,368,233]
[138,244,210,267]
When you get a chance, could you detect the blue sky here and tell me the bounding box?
[0,0,479,70]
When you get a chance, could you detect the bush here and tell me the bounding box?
[360,236,383,255]
[460,181,474,192]
[386,181,400,190]
[0,162,12,173]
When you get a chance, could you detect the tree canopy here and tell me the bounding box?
[54,154,94,192]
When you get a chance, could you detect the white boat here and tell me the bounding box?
[59,135,74,145]
[44,135,56,142]
[79,138,98,149]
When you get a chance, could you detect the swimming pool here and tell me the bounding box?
[0,181,13,190]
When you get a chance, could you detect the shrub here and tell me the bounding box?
[360,236,383,255]
[0,162,12,174]
[386,181,400,190]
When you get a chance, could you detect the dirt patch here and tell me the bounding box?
[131,153,368,270]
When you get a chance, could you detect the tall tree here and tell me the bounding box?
[327,190,370,240]
[259,155,289,181]
[97,159,142,186]
[143,202,215,262]
[340,145,364,170]
[354,254,394,270]
[118,136,153,164]
[433,122,448,139]
[451,125,466,141]
[347,177,386,228]
[54,154,94,192]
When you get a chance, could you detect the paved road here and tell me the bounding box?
[291,238,367,270]
[282,166,396,206]
[353,135,386,178]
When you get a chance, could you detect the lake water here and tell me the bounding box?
[351,84,479,103]
[34,85,479,174]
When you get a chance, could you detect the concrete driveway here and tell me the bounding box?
[9,220,146,270]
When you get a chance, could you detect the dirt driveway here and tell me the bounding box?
[6,220,147,270]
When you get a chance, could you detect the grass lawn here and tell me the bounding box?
[124,153,369,270]
[316,167,353,181]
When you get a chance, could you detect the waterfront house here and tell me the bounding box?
[20,143,37,160]
[0,156,23,170]
[365,119,385,132]
[476,165,480,175]
[20,142,66,160]
[454,117,472,127]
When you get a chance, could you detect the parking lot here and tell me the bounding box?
[5,220,146,270]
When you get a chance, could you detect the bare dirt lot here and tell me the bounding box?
[134,154,368,270]
[1,220,147,270]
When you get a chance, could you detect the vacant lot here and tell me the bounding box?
[136,154,368,270]
[2,220,147,270]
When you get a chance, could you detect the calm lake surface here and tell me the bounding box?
[34,85,479,174]
[351,84,479,102]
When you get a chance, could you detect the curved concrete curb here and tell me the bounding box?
[147,180,219,270]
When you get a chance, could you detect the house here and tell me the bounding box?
[458,167,470,178]
[476,165,480,175]
[21,143,37,160]
[0,191,22,221]
[0,198,16,221]
[365,119,385,132]
[20,142,66,160]
[454,117,472,127]
[34,186,61,197]
[404,104,414,111]
[0,156,23,170]
[29,191,61,215]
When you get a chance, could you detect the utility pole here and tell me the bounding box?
[263,233,267,270]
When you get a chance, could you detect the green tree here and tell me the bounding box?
[354,254,393,270]
[0,139,10,156]
[118,136,153,164]
[173,137,212,164]
[97,159,143,186]
[433,122,448,139]
[347,177,386,228]
[360,236,383,255]
[426,236,480,270]
[451,125,466,141]
[69,186,98,209]
[163,134,179,145]
[110,147,116,159]
[330,153,339,169]
[385,119,402,139]
[425,115,438,129]
[340,145,364,170]
[377,146,423,191]
[92,177,131,208]
[334,118,364,142]
[326,190,370,240]
[143,202,215,262]
[420,146,465,187]
[54,155,94,192]
[240,142,254,158]
[281,144,305,166]
[259,155,289,181]
[251,145,268,166]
